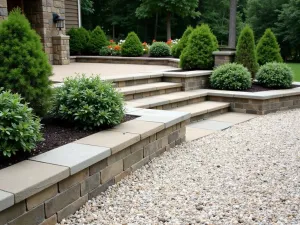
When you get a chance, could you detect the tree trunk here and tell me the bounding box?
[228,0,237,49]
[166,12,171,40]
[154,12,158,40]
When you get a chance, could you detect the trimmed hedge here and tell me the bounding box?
[172,26,193,58]
[68,27,90,55]
[235,25,259,78]
[88,26,108,55]
[256,28,283,65]
[121,32,143,57]
[51,75,125,130]
[256,62,293,88]
[180,24,218,70]
[150,42,171,57]
[210,63,252,90]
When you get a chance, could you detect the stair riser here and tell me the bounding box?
[124,87,182,101]
[114,77,162,87]
[150,97,206,110]
[190,108,229,123]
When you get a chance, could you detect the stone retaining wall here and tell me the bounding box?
[0,110,189,225]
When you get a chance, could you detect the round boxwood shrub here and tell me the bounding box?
[0,90,43,157]
[150,42,171,57]
[210,63,252,90]
[121,32,143,57]
[256,28,283,65]
[67,27,90,55]
[180,24,218,70]
[99,46,111,56]
[88,26,108,55]
[0,9,52,116]
[256,62,293,88]
[235,25,259,78]
[172,26,193,58]
[51,75,125,130]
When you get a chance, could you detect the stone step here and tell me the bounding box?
[126,89,208,109]
[118,82,182,101]
[170,101,230,122]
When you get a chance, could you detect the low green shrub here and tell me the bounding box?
[0,90,43,157]
[121,32,143,57]
[256,29,283,65]
[172,26,193,58]
[99,46,111,56]
[180,24,218,70]
[210,63,252,90]
[68,27,90,55]
[149,42,171,57]
[88,26,108,55]
[51,75,125,130]
[99,46,121,56]
[256,62,293,88]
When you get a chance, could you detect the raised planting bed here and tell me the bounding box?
[0,115,136,170]
[0,108,190,225]
[71,56,180,68]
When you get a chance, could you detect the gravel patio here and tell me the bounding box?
[59,109,300,225]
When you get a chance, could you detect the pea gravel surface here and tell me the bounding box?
[59,109,300,225]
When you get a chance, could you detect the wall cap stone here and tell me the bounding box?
[213,51,236,56]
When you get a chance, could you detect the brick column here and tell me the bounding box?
[0,0,7,20]
[52,34,70,65]
[213,51,236,67]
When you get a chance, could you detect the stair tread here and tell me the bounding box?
[125,89,208,108]
[118,82,182,95]
[170,101,230,116]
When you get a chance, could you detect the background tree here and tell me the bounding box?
[228,0,237,48]
[136,0,200,40]
[81,0,94,15]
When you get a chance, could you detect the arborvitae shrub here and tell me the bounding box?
[150,42,171,57]
[0,90,43,157]
[235,25,259,77]
[210,63,252,90]
[51,75,125,130]
[180,24,218,70]
[67,27,90,55]
[256,28,283,65]
[88,26,108,55]
[0,9,52,116]
[121,32,143,57]
[172,26,193,58]
[256,62,293,88]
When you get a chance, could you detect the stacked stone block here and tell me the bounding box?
[0,0,7,20]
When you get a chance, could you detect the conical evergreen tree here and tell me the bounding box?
[172,26,193,58]
[0,9,52,116]
[235,25,259,77]
[89,26,108,55]
[256,28,283,65]
[180,24,218,70]
[121,32,143,57]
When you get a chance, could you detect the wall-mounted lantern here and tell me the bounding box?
[53,13,65,30]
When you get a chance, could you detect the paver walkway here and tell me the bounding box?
[59,109,300,225]
[52,63,175,82]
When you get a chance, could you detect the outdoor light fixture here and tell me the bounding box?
[53,13,65,30]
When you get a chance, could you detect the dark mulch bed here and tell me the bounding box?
[238,83,300,92]
[0,115,137,170]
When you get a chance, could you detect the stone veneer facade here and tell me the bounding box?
[0,0,71,65]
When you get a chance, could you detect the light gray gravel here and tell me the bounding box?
[59,109,300,225]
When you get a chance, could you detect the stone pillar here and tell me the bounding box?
[213,51,236,67]
[52,34,70,65]
[0,0,8,20]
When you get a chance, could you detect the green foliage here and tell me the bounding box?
[0,9,52,116]
[51,75,125,130]
[121,32,143,57]
[256,62,293,88]
[67,27,90,55]
[149,42,171,57]
[171,44,179,58]
[172,26,193,58]
[81,0,95,15]
[0,90,43,158]
[235,25,259,77]
[99,46,121,56]
[180,24,218,70]
[210,63,252,90]
[88,26,108,55]
[256,29,283,65]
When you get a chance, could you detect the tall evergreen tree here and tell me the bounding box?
[235,25,259,77]
[0,9,52,116]
[256,29,283,65]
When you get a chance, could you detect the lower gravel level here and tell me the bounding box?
[59,109,300,225]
